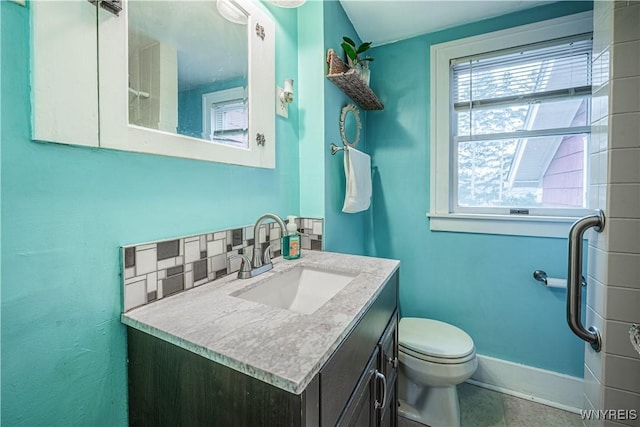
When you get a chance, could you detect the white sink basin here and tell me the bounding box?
[233,266,358,315]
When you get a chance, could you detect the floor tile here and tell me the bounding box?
[459,383,507,427]
[502,393,583,427]
[399,383,583,427]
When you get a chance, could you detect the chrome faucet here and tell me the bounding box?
[229,213,288,279]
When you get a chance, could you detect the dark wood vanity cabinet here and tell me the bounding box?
[333,315,398,427]
[127,270,398,427]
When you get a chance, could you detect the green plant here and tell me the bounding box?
[341,36,374,69]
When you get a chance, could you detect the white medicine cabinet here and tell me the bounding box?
[31,0,276,168]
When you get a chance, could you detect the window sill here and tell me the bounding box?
[427,212,579,238]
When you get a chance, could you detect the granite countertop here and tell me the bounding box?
[121,250,399,395]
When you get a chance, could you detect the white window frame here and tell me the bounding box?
[202,87,248,148]
[428,11,593,238]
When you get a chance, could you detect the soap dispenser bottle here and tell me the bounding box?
[282,215,301,260]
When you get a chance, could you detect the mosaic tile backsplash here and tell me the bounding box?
[122,218,324,312]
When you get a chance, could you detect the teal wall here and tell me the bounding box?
[297,0,367,254]
[0,2,299,424]
[365,2,593,377]
[1,0,597,424]
[298,0,326,219]
[322,0,366,254]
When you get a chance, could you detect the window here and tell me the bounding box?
[429,12,594,237]
[202,87,249,149]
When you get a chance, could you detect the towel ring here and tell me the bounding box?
[339,104,361,149]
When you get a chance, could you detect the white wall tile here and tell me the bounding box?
[591,151,608,185]
[207,239,224,256]
[185,271,193,289]
[594,2,614,57]
[601,150,610,185]
[606,218,640,253]
[609,149,640,183]
[612,41,640,79]
[593,84,611,123]
[124,267,135,279]
[589,244,608,285]
[244,226,254,240]
[603,387,640,427]
[124,279,146,311]
[228,254,242,272]
[599,184,609,212]
[585,363,604,410]
[589,219,609,251]
[605,320,640,359]
[611,77,640,114]
[270,226,281,240]
[586,306,606,382]
[210,253,226,272]
[591,46,611,92]
[610,113,640,149]
[607,252,640,289]
[184,240,200,264]
[258,226,267,243]
[312,220,323,235]
[135,248,157,275]
[301,235,311,250]
[603,354,640,393]
[146,272,157,292]
[607,184,640,219]
[157,257,176,270]
[588,274,607,316]
[613,3,640,44]
[591,184,602,209]
[592,117,610,154]
[606,286,640,322]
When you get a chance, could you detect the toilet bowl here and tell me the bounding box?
[398,318,478,427]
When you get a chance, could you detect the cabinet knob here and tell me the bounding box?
[387,356,398,369]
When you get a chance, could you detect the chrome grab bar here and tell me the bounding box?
[567,210,605,352]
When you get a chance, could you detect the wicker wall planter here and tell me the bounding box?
[326,49,384,111]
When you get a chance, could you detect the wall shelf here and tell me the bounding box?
[326,49,383,111]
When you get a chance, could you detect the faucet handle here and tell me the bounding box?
[228,254,252,279]
[263,245,273,265]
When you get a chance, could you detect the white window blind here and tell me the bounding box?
[449,33,592,212]
[211,99,248,145]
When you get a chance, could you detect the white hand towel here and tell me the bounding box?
[342,146,372,213]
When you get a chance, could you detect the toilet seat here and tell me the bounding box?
[399,318,475,363]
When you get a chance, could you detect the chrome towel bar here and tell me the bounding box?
[567,210,605,352]
[330,143,346,155]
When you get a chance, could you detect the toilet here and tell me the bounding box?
[398,317,478,427]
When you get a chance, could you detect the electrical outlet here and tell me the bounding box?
[276,87,288,118]
[10,0,26,6]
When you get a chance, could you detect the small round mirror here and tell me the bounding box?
[339,104,361,148]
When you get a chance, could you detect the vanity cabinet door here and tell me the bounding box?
[377,313,398,427]
[320,277,396,427]
[336,348,379,427]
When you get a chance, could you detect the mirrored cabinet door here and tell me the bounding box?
[31,0,276,169]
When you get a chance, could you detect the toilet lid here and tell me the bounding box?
[399,318,475,359]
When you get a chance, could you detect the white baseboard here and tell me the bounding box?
[468,354,584,414]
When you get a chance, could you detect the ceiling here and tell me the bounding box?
[338,0,555,46]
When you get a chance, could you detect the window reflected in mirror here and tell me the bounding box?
[127,0,249,148]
